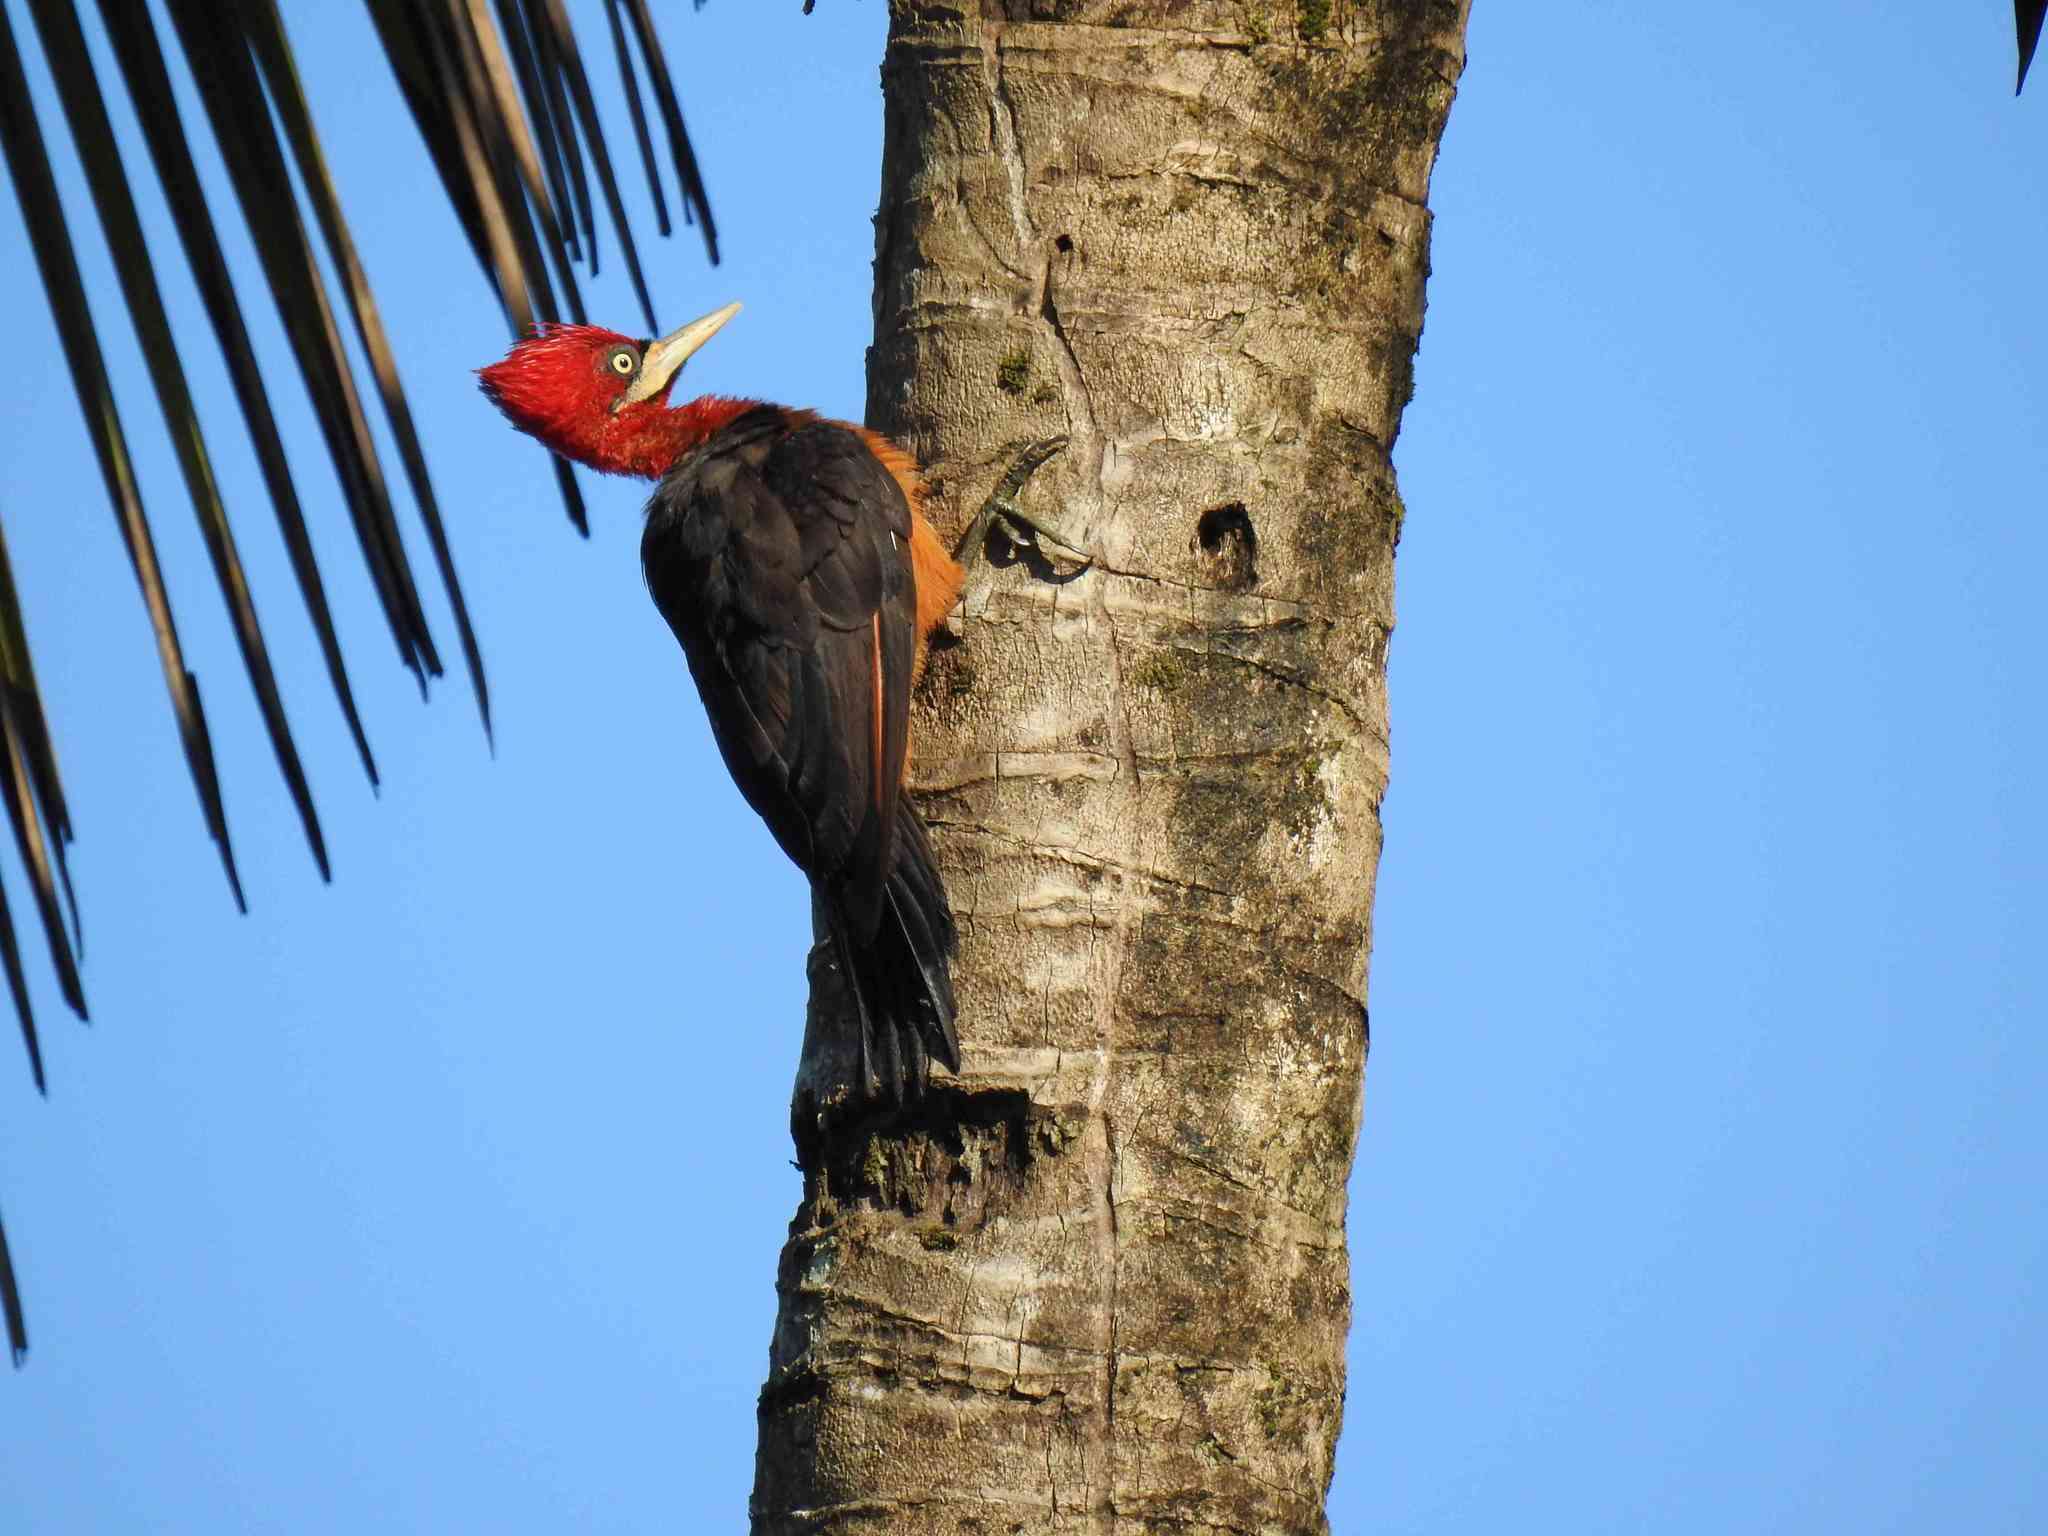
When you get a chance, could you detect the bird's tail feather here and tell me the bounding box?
[835,791,958,1100]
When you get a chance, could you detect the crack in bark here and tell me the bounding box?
[1045,1420,1062,1517]
[1159,642,1370,729]
[1090,577,1137,1536]
[1065,557,1344,619]
[953,570,1358,636]
[1040,257,1101,453]
[920,819,1237,905]
[917,749,1122,792]
[1101,1110,1122,1532]
[788,1285,1105,1357]
[983,22,1035,253]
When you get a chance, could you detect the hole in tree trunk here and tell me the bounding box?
[1195,502,1258,589]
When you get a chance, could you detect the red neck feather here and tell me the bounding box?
[597,395,763,480]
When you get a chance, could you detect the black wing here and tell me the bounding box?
[641,412,917,941]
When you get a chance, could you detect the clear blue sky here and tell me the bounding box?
[1,2,2042,1530]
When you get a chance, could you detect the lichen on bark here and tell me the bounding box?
[754,4,1469,1531]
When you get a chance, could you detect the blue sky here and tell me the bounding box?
[0,2,2042,1531]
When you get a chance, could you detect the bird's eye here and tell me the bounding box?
[607,348,637,377]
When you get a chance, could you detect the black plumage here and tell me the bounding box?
[641,409,958,1096]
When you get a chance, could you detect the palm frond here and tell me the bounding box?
[94,0,382,787]
[173,0,448,693]
[29,0,332,882]
[2020,1,2047,92]
[242,0,495,736]
[1,0,718,1365]
[0,2,247,916]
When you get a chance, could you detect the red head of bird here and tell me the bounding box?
[476,301,749,480]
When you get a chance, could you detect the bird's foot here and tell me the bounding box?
[987,496,1093,567]
[952,436,1092,576]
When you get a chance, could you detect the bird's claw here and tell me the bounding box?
[987,497,1093,568]
[953,436,1091,572]
[990,435,1070,505]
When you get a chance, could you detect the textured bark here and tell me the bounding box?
[755,4,1468,1531]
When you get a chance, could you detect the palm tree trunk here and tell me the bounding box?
[753,4,1468,1530]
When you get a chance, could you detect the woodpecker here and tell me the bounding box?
[478,303,1055,1099]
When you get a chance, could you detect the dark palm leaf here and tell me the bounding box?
[0,843,46,1096]
[605,0,669,236]
[241,0,494,736]
[1,0,717,1366]
[2021,1,2047,92]
[520,0,601,274]
[531,0,666,334]
[1,1207,24,1366]
[93,0,383,787]
[493,0,584,263]
[173,0,448,692]
[0,3,247,919]
[27,0,333,883]
[0,516,82,1079]
[616,0,716,261]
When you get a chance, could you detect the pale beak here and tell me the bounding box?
[618,301,741,407]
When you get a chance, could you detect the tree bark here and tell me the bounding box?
[754,4,1468,1531]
